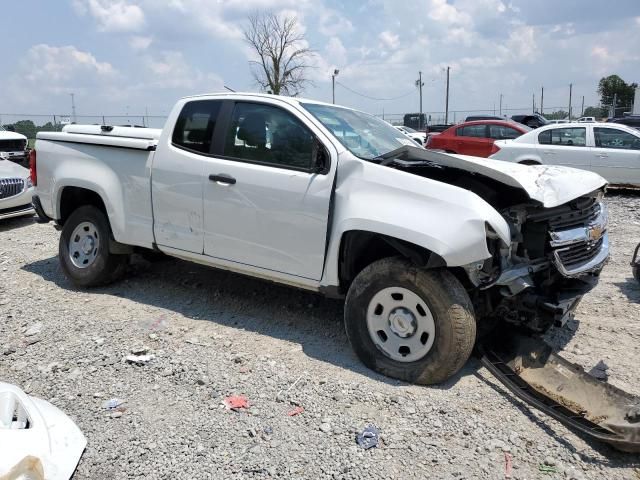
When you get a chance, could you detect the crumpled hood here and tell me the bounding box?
[403,147,607,208]
[0,158,30,178]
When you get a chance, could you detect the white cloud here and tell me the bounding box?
[144,51,223,91]
[318,8,354,36]
[23,44,116,85]
[129,36,152,51]
[74,0,146,33]
[427,0,472,27]
[379,31,400,50]
[324,37,347,67]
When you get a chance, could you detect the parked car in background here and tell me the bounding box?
[426,120,530,157]
[577,117,596,123]
[511,113,548,128]
[0,126,28,168]
[465,115,503,122]
[489,122,640,185]
[607,115,640,130]
[394,125,426,145]
[548,119,570,124]
[0,152,34,220]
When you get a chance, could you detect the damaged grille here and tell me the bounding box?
[0,178,25,199]
[555,236,604,270]
[524,196,608,277]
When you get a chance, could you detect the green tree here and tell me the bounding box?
[597,75,637,109]
[11,120,37,139]
[582,106,607,118]
[545,110,569,120]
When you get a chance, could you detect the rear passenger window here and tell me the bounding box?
[457,125,487,138]
[488,124,521,140]
[538,127,586,147]
[172,100,222,154]
[223,102,315,170]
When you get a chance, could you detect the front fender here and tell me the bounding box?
[320,156,510,287]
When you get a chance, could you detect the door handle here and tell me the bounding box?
[209,174,236,185]
[543,150,555,155]
[596,154,608,158]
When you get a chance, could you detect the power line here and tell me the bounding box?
[335,81,415,101]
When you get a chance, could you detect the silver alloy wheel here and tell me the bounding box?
[68,221,100,269]
[366,287,436,362]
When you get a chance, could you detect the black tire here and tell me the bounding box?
[633,264,640,284]
[344,257,476,385]
[59,205,128,287]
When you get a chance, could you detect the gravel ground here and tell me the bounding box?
[1,192,639,480]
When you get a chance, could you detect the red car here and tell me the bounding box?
[425,120,530,157]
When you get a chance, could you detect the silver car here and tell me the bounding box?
[0,152,34,220]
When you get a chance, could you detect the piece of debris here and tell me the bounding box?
[94,337,105,346]
[0,382,86,480]
[587,360,609,381]
[185,338,211,347]
[125,354,154,365]
[287,406,304,417]
[101,398,125,410]
[504,452,513,478]
[626,406,640,424]
[25,337,42,346]
[356,424,380,450]
[24,323,43,337]
[130,345,149,355]
[538,464,558,474]
[223,395,249,411]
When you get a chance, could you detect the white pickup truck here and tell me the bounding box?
[32,93,609,385]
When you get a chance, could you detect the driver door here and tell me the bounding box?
[201,101,335,281]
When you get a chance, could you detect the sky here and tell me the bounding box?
[0,0,639,124]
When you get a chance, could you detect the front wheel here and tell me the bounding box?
[344,257,476,385]
[59,205,128,287]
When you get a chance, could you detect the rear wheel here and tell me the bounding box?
[59,205,128,287]
[344,257,476,385]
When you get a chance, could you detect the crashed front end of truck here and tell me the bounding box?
[466,191,608,333]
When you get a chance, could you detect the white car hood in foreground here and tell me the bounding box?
[0,158,30,178]
[409,148,607,208]
[0,130,27,142]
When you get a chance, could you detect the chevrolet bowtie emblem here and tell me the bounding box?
[588,225,604,242]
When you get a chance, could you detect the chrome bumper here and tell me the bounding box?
[550,202,609,277]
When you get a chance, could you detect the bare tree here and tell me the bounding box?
[244,12,314,96]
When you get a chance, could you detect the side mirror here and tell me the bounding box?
[313,139,330,174]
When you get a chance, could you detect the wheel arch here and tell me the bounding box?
[336,230,446,294]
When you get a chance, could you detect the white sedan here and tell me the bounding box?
[394,125,426,146]
[489,122,640,185]
[0,152,34,220]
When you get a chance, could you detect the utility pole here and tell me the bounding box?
[532,93,535,113]
[568,83,573,119]
[612,93,617,117]
[444,66,450,124]
[332,69,339,104]
[540,86,544,115]
[416,71,424,129]
[581,96,585,117]
[499,93,503,117]
[70,93,76,123]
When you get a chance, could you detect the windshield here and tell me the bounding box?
[302,103,416,160]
